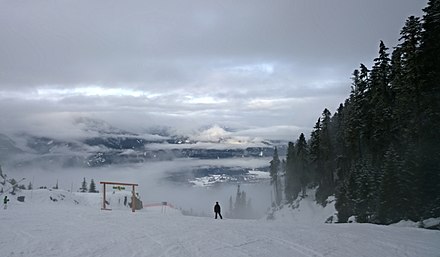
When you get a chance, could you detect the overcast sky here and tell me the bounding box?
[0,0,427,140]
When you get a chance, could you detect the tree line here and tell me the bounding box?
[226,184,258,219]
[80,177,99,193]
[270,0,439,224]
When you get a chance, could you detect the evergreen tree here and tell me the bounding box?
[331,103,345,159]
[315,109,335,205]
[335,173,355,223]
[284,142,300,203]
[27,182,33,190]
[352,64,373,160]
[378,147,403,224]
[369,41,392,165]
[393,16,422,149]
[346,66,370,161]
[400,146,422,220]
[80,178,88,193]
[417,0,440,218]
[269,147,282,206]
[353,159,378,223]
[333,103,352,185]
[230,184,255,219]
[275,1,440,223]
[296,133,309,197]
[309,118,321,185]
[89,179,98,193]
[241,191,247,211]
[234,184,242,213]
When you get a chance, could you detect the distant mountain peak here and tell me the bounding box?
[73,117,135,136]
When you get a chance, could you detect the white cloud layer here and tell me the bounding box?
[0,0,427,140]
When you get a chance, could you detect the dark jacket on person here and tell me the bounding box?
[214,203,221,213]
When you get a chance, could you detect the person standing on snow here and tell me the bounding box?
[3,195,9,209]
[214,202,222,219]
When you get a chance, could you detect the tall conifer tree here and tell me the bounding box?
[269,147,282,206]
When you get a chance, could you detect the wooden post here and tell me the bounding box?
[102,183,106,209]
[132,185,135,212]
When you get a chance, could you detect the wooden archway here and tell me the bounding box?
[100,181,139,212]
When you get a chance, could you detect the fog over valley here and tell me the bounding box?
[0,118,277,216]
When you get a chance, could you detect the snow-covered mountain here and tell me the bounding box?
[0,134,23,163]
[0,118,283,187]
[0,118,281,166]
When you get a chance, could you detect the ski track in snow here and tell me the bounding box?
[1,195,440,257]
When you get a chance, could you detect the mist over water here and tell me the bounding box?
[8,157,272,217]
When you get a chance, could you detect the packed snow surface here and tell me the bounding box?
[1,190,439,257]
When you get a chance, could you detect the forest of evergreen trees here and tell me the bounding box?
[227,184,258,219]
[270,0,439,225]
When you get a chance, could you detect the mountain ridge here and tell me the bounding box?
[0,118,286,168]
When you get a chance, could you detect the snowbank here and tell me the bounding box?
[391,218,440,230]
[269,189,337,224]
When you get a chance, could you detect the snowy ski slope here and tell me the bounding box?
[0,190,439,257]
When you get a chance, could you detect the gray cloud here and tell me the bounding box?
[0,0,427,140]
[0,0,426,86]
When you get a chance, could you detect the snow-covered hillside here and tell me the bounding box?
[1,189,439,257]
[270,189,338,224]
